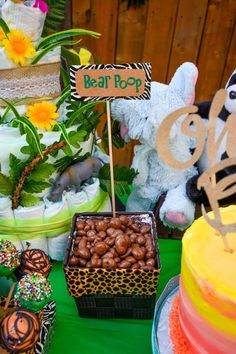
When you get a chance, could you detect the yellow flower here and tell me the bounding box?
[3,29,36,66]
[26,102,59,131]
[0,28,6,45]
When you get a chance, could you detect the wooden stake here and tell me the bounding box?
[4,282,16,311]
[106,101,116,217]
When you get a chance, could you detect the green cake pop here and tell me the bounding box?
[14,273,52,312]
[0,239,20,276]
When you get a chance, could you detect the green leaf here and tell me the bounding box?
[9,154,28,185]
[20,146,32,155]
[68,130,87,147]
[28,163,55,182]
[0,97,32,124]
[20,193,41,207]
[61,68,71,89]
[66,101,105,128]
[102,119,125,149]
[31,39,82,65]
[21,130,45,159]
[0,173,13,196]
[57,123,71,146]
[43,0,67,36]
[0,97,21,120]
[16,117,43,156]
[98,164,138,197]
[0,99,42,157]
[62,144,73,157]
[0,18,10,37]
[74,130,87,141]
[56,85,71,109]
[38,29,100,50]
[54,149,90,172]
[61,46,81,68]
[23,180,51,193]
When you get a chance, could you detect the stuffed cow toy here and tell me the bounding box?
[111,62,199,231]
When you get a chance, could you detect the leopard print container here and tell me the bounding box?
[63,212,161,319]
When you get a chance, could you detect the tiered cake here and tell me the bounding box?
[0,0,110,260]
[169,206,236,354]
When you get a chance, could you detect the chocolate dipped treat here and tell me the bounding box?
[0,239,20,277]
[16,249,51,280]
[0,308,40,353]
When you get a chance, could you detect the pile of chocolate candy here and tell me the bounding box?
[69,215,156,270]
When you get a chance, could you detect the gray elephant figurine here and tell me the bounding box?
[49,156,102,202]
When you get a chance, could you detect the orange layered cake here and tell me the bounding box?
[170,206,236,354]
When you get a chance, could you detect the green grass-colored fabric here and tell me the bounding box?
[49,238,182,354]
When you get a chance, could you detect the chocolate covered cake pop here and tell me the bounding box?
[0,239,20,276]
[16,249,51,279]
[0,308,40,353]
[14,273,52,313]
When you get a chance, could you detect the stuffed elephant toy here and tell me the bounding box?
[111,62,199,231]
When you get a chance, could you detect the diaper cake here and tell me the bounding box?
[0,0,111,260]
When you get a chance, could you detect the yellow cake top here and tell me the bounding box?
[182,205,236,303]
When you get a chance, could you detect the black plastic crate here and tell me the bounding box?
[75,294,156,319]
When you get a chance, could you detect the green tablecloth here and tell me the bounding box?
[49,238,182,354]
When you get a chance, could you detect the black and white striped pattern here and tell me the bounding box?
[35,300,56,354]
[70,63,151,102]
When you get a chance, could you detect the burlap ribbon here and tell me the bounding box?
[0,62,61,106]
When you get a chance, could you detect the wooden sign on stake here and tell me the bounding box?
[70,63,151,217]
[156,88,236,252]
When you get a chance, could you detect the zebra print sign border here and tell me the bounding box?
[70,63,151,101]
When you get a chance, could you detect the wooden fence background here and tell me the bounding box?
[69,0,236,167]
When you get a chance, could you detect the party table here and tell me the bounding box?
[49,238,182,354]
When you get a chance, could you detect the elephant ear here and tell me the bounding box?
[169,62,198,105]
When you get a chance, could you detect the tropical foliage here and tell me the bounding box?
[43,0,67,36]
[99,164,138,197]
